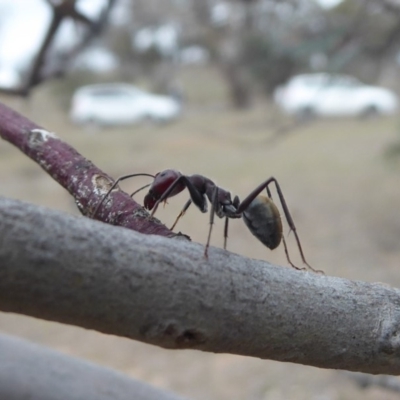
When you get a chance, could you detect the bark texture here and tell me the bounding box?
[0,333,187,400]
[1,197,400,375]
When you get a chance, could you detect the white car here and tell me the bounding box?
[70,83,181,125]
[274,73,398,118]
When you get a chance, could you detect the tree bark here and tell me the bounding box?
[0,333,187,400]
[1,196,400,375]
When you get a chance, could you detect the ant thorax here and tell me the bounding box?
[213,189,240,219]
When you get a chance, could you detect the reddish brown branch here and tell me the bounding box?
[0,101,174,237]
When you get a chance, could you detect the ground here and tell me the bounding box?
[1,66,400,400]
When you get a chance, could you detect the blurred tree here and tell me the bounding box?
[0,0,117,96]
[243,35,306,94]
[2,0,400,106]
[109,0,400,104]
[306,0,400,86]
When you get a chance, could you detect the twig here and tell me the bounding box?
[0,100,174,237]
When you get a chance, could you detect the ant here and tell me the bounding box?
[93,169,319,273]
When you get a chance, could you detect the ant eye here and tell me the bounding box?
[160,172,166,177]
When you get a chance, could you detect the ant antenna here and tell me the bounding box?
[92,173,155,219]
[130,183,151,197]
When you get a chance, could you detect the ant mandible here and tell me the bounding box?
[93,169,319,273]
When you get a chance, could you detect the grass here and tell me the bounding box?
[1,66,400,400]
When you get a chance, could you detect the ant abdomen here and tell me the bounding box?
[242,195,283,250]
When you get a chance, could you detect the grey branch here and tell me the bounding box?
[0,333,187,400]
[345,372,400,393]
[1,197,400,375]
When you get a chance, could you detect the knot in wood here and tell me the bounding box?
[163,322,207,348]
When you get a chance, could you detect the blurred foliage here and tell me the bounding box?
[241,0,400,94]
[384,120,400,163]
[316,0,400,81]
[243,35,306,94]
[4,0,400,108]
[72,0,400,103]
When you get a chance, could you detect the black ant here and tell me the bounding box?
[93,169,319,273]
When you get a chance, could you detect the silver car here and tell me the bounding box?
[70,83,181,126]
[274,73,398,118]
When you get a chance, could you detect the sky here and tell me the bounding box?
[0,0,50,67]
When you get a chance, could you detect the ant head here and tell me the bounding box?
[144,169,183,210]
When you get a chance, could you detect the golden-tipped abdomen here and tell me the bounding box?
[242,195,282,250]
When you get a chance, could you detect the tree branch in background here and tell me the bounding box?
[345,372,400,394]
[0,333,187,400]
[0,101,174,237]
[0,0,117,96]
[2,196,400,375]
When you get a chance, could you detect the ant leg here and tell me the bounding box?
[265,185,305,270]
[170,199,192,231]
[267,180,323,273]
[237,177,319,272]
[281,235,306,271]
[204,186,218,258]
[223,217,229,250]
[92,173,155,219]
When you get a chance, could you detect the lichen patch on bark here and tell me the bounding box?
[28,128,57,146]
